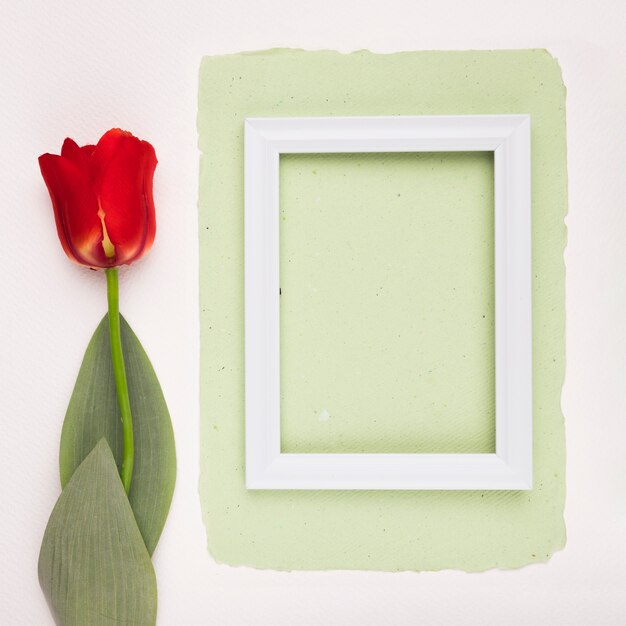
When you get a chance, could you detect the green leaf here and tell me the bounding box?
[59,315,176,555]
[39,439,158,626]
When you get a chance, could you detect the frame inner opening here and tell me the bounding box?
[279,152,495,454]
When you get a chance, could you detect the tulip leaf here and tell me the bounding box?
[39,439,157,626]
[59,314,176,555]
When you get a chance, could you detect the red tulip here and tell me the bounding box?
[39,128,157,268]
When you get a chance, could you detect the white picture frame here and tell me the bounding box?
[244,115,532,490]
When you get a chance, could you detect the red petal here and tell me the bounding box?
[61,138,91,176]
[91,128,135,187]
[80,144,96,157]
[97,133,156,265]
[128,140,157,263]
[38,154,108,267]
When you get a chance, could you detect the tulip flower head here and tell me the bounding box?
[39,128,157,268]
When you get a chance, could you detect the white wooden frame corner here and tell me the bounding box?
[244,115,532,490]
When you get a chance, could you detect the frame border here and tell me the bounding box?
[244,115,532,490]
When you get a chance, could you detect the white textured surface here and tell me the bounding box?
[0,1,624,624]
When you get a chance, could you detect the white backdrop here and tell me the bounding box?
[1,1,625,624]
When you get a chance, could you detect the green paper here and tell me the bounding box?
[280,151,495,454]
[198,49,567,571]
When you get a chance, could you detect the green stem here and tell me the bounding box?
[105,267,134,494]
